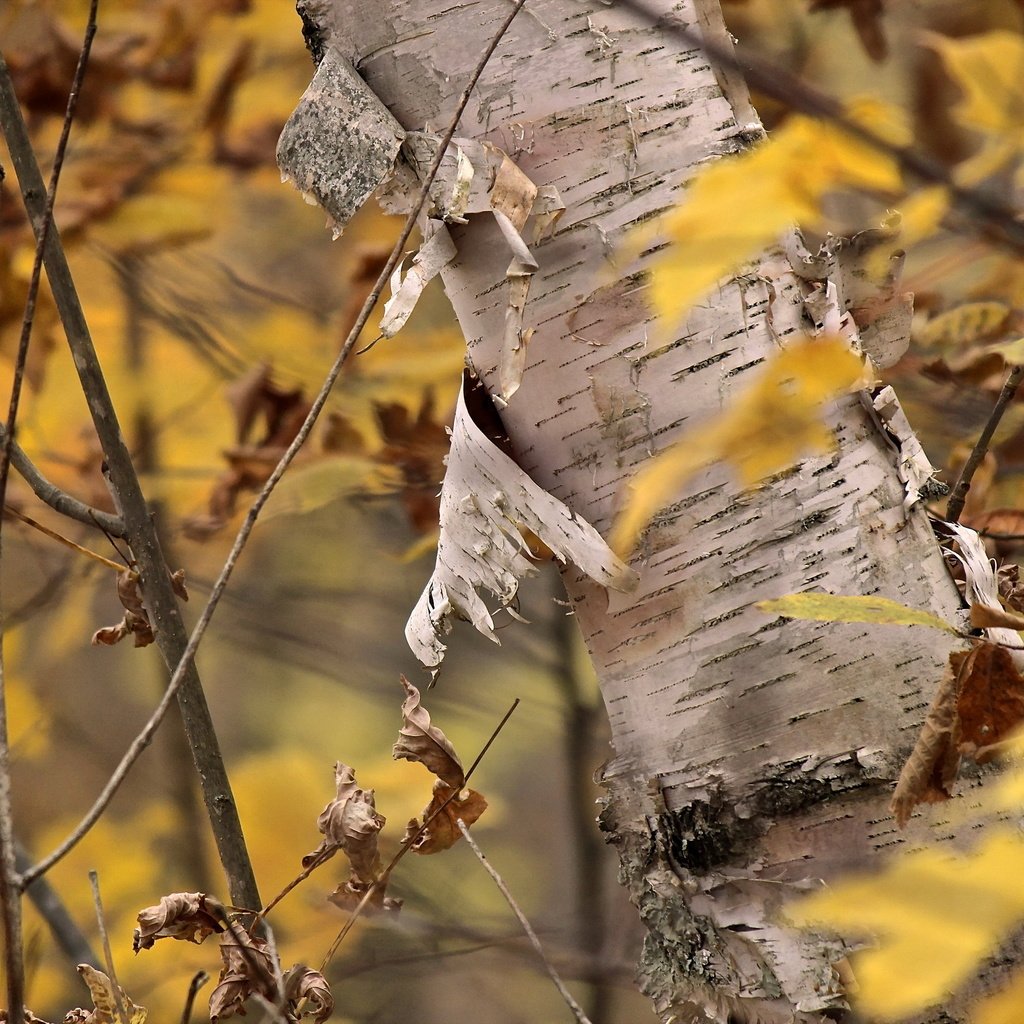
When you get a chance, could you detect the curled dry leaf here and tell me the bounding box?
[283,965,334,1023]
[209,932,277,1023]
[133,891,226,952]
[403,780,488,855]
[970,602,1024,632]
[303,762,385,883]
[393,675,464,789]
[327,878,403,915]
[74,964,147,1024]
[91,568,154,648]
[891,655,962,827]
[892,643,1024,824]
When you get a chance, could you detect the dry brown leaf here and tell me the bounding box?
[404,780,488,855]
[998,562,1024,613]
[891,653,963,826]
[326,877,402,914]
[303,762,384,883]
[392,675,465,789]
[970,603,1024,631]
[186,364,310,538]
[91,569,154,648]
[133,891,226,952]
[210,932,277,1022]
[957,642,1024,762]
[283,965,334,1023]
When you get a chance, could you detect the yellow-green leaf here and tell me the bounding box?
[610,336,867,554]
[789,829,1024,1019]
[756,593,959,633]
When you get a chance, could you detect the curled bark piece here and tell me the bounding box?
[379,220,457,338]
[406,373,638,671]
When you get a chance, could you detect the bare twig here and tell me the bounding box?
[615,0,1024,256]
[0,6,97,1016]
[0,44,259,910]
[0,424,124,535]
[946,365,1024,524]
[89,870,128,1024]
[319,698,520,971]
[19,0,528,894]
[180,971,209,1024]
[5,505,124,572]
[456,819,594,1024]
[14,839,99,968]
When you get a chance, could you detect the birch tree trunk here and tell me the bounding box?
[280,2,979,1020]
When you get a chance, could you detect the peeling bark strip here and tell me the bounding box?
[406,372,637,672]
[283,1,986,1020]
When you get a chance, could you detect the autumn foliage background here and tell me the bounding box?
[5,0,1024,1020]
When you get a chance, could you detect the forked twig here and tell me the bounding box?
[457,819,594,1024]
[945,365,1024,524]
[0,5,98,1016]
[19,0,528,894]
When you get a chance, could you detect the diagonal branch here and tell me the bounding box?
[17,0,528,893]
[0,425,124,535]
[0,43,260,909]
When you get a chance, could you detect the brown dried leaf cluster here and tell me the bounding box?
[91,569,153,648]
[209,932,277,1022]
[304,762,401,915]
[91,567,187,648]
[892,641,1024,825]
[393,676,487,854]
[185,364,310,538]
[403,780,488,856]
[133,891,226,951]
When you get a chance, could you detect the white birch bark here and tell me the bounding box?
[280,2,988,1020]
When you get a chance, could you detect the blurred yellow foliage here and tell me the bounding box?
[610,336,867,554]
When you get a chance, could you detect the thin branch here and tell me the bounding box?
[0,6,97,1017]
[0,424,124,535]
[5,505,124,572]
[615,0,1024,256]
[14,839,99,968]
[19,0,527,892]
[180,971,209,1024]
[456,819,594,1024]
[946,365,1024,524]
[0,33,260,910]
[89,870,128,1024]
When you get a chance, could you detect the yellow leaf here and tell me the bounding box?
[756,593,959,634]
[790,829,1024,1019]
[986,337,1024,365]
[925,31,1024,182]
[610,336,866,554]
[918,302,1010,349]
[888,185,950,249]
[640,102,904,328]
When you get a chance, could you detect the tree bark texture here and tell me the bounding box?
[282,2,984,1020]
